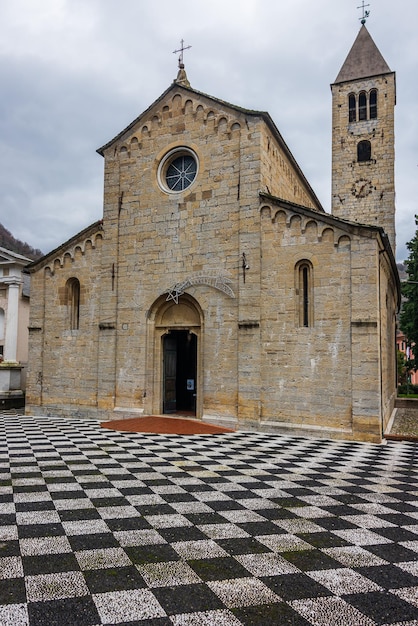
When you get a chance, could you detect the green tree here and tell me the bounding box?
[397,350,408,386]
[400,215,418,370]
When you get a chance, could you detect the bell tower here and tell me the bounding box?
[331,24,396,254]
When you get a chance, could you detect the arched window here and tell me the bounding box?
[348,93,356,122]
[296,261,313,327]
[357,140,371,162]
[369,89,377,119]
[66,278,80,330]
[358,92,367,121]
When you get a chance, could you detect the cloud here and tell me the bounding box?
[0,0,417,262]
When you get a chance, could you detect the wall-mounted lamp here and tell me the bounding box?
[242,253,249,283]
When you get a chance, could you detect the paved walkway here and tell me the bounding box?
[1,414,418,625]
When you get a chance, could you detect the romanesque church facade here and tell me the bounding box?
[26,25,400,442]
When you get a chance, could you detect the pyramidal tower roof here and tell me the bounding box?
[334,24,392,83]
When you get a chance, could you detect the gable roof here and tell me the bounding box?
[0,247,32,266]
[96,81,324,212]
[333,25,393,84]
[25,220,103,272]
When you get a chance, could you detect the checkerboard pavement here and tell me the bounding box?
[1,415,418,626]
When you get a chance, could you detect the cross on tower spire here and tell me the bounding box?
[173,39,191,68]
[357,1,370,24]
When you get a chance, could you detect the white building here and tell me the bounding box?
[0,247,31,408]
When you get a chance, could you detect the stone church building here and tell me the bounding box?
[26,25,400,442]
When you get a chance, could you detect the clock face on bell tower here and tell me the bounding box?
[351,178,374,199]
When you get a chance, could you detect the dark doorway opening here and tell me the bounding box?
[163,330,197,415]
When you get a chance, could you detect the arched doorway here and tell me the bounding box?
[147,294,202,417]
[163,330,197,414]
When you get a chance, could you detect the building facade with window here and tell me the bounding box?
[25,25,400,442]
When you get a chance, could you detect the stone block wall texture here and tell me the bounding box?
[25,85,399,442]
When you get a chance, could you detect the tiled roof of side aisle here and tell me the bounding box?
[1,414,418,625]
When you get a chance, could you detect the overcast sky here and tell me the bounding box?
[1,0,417,262]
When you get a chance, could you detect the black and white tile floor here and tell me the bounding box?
[1,415,418,626]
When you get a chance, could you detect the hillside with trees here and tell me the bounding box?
[0,223,43,260]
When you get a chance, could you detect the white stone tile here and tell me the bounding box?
[145,513,193,528]
[208,577,279,608]
[19,535,72,556]
[290,595,376,626]
[138,560,202,587]
[0,556,23,579]
[25,571,89,602]
[308,568,382,594]
[172,539,228,559]
[198,523,250,540]
[114,529,166,546]
[75,547,131,570]
[236,552,300,576]
[15,510,61,525]
[0,603,29,626]
[62,519,110,535]
[170,609,243,626]
[93,589,166,622]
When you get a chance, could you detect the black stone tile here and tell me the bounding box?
[13,485,48,493]
[84,565,146,593]
[49,491,87,500]
[380,513,418,526]
[296,531,350,549]
[383,501,418,513]
[69,532,120,551]
[280,549,342,572]
[153,583,223,614]
[321,505,364,517]
[15,501,56,512]
[90,497,129,507]
[239,521,284,536]
[217,537,271,555]
[357,564,418,589]
[28,596,100,626]
[162,492,196,503]
[22,552,81,575]
[0,577,26,604]
[374,526,418,542]
[185,512,228,525]
[271,497,309,509]
[105,517,152,532]
[314,516,358,531]
[262,573,333,600]
[180,483,215,493]
[233,601,312,625]
[58,508,101,522]
[332,494,369,505]
[346,590,418,624]
[366,543,418,563]
[157,525,208,543]
[134,504,176,516]
[188,556,251,581]
[0,539,21,556]
[124,544,180,565]
[118,486,153,496]
[207,500,245,512]
[10,471,42,479]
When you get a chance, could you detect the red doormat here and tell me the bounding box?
[100,415,235,435]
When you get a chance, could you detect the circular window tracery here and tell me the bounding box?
[158,148,198,193]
